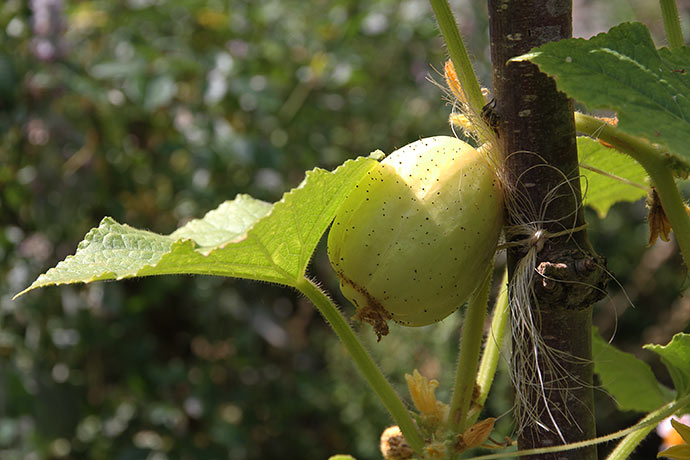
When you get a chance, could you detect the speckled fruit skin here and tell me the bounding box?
[327,136,503,337]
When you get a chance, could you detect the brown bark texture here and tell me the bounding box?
[487,1,608,459]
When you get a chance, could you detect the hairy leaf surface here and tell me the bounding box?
[645,333,690,397]
[517,22,690,169]
[578,136,648,217]
[592,328,671,412]
[16,156,379,297]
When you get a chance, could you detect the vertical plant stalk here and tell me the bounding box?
[660,0,685,49]
[575,113,690,265]
[487,2,607,459]
[462,267,509,433]
[296,277,425,455]
[429,0,486,114]
[475,268,509,415]
[448,266,493,433]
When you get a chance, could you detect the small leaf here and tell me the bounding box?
[672,419,690,445]
[658,444,690,460]
[328,456,357,460]
[515,22,690,169]
[592,327,671,412]
[645,333,690,397]
[15,156,379,297]
[578,136,648,217]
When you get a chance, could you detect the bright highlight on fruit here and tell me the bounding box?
[327,136,503,338]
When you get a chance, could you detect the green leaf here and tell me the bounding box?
[515,22,690,168]
[645,333,690,397]
[578,136,648,217]
[170,195,273,248]
[328,456,357,460]
[15,156,379,297]
[592,327,671,412]
[658,444,690,460]
[672,418,690,444]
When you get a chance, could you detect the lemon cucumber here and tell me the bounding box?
[328,136,503,337]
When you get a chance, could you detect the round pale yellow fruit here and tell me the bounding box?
[327,136,502,337]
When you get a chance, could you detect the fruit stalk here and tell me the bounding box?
[660,0,684,49]
[296,277,425,454]
[473,267,509,422]
[448,266,493,433]
[575,113,690,266]
[429,0,486,114]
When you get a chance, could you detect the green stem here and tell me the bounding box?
[660,0,685,49]
[472,267,509,422]
[604,407,662,460]
[464,392,690,460]
[296,277,425,455]
[448,266,493,433]
[429,0,486,114]
[575,113,690,265]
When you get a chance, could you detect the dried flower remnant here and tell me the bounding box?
[595,116,619,149]
[380,425,414,460]
[647,188,673,245]
[454,417,495,453]
[444,60,493,139]
[646,187,690,246]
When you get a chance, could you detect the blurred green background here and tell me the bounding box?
[1,1,689,459]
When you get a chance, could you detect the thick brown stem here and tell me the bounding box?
[487,2,606,459]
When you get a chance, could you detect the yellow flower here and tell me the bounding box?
[658,418,690,460]
[444,60,467,105]
[424,441,447,459]
[449,113,474,132]
[404,370,448,431]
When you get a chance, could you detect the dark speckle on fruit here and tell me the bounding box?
[327,136,502,333]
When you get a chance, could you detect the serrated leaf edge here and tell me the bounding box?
[15,156,378,298]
